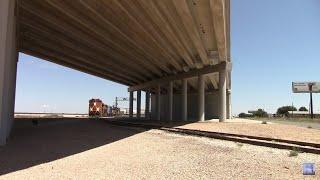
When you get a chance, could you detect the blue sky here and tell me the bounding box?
[15,0,320,114]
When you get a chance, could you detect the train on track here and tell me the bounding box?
[88,98,120,117]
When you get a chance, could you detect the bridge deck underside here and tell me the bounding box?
[18,0,230,92]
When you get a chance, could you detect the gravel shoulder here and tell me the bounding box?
[114,118,320,144]
[177,121,320,144]
[1,119,319,179]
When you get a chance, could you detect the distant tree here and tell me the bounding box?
[238,113,246,118]
[299,106,308,111]
[238,112,253,118]
[239,109,268,118]
[277,106,297,117]
[253,109,268,117]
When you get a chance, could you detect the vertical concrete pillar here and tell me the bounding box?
[227,89,232,119]
[198,75,205,121]
[157,85,161,121]
[145,91,150,119]
[129,91,133,118]
[219,69,227,122]
[136,90,141,118]
[0,0,18,145]
[168,81,173,121]
[182,79,187,121]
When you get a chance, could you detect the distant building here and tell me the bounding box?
[287,111,320,118]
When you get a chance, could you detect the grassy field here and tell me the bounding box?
[247,117,320,129]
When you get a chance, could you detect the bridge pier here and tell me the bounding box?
[136,90,141,118]
[0,0,18,145]
[145,91,150,119]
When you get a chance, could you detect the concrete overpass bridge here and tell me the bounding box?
[0,0,231,145]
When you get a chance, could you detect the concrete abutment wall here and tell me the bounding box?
[0,0,18,145]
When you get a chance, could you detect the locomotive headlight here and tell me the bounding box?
[94,102,96,106]
[90,108,93,111]
[97,108,100,111]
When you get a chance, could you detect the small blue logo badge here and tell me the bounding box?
[303,163,315,175]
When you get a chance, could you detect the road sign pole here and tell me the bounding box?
[310,91,314,119]
[115,97,118,108]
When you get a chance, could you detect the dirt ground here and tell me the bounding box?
[119,118,320,144]
[0,119,319,179]
[177,119,320,144]
[251,118,320,130]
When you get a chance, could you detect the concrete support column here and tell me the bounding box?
[145,91,150,119]
[129,91,134,118]
[227,89,232,119]
[0,0,18,145]
[156,85,161,121]
[136,90,141,118]
[168,81,173,121]
[198,75,205,121]
[182,79,187,121]
[219,69,227,122]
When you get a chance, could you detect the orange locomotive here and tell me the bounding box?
[88,99,107,117]
[88,98,121,117]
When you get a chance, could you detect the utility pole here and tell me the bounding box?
[309,83,314,119]
[115,97,135,108]
[291,102,294,118]
[115,97,118,108]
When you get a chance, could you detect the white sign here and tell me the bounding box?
[292,82,320,93]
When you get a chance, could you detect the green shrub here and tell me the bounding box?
[288,150,299,157]
[288,147,300,157]
[236,143,244,148]
[238,113,253,118]
[299,107,308,111]
[277,106,297,117]
[253,109,268,117]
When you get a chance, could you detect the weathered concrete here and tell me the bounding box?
[15,1,230,127]
[151,92,220,121]
[128,62,229,92]
[18,1,230,88]
[0,0,18,145]
[136,90,141,118]
[182,79,187,121]
[227,89,232,119]
[219,70,227,122]
[145,91,150,119]
[129,91,133,118]
[168,82,173,121]
[198,75,205,121]
[156,85,161,121]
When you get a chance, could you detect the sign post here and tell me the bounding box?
[292,82,320,119]
[309,83,314,119]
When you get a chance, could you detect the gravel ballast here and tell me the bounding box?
[1,120,319,179]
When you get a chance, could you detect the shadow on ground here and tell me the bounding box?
[110,117,200,127]
[0,118,150,175]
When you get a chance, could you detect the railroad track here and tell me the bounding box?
[105,120,320,154]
